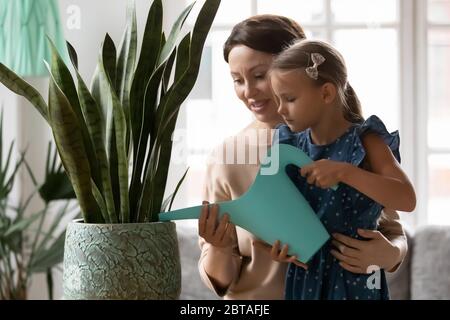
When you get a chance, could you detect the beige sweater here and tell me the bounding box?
[198,121,407,300]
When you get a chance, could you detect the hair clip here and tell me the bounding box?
[305,53,325,80]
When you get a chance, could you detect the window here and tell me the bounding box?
[180,0,449,227]
[423,0,450,224]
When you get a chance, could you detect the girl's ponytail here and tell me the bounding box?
[343,83,364,124]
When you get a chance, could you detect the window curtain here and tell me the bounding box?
[0,0,67,77]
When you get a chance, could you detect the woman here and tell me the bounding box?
[197,15,408,300]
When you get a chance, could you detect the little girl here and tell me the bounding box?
[268,40,416,300]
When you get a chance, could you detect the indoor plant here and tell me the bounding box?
[0,0,220,299]
[0,109,78,300]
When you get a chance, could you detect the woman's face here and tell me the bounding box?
[228,45,283,126]
[270,68,325,132]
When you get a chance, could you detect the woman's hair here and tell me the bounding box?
[223,14,306,63]
[271,40,364,124]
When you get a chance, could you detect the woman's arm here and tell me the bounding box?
[339,133,416,212]
[198,156,242,296]
[330,209,408,274]
[377,209,408,272]
[199,203,242,293]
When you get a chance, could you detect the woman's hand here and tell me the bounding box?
[330,229,401,274]
[253,240,308,269]
[300,160,349,189]
[198,201,236,249]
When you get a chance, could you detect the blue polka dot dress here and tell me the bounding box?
[275,115,400,300]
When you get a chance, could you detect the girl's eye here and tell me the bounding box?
[255,73,266,80]
[286,97,296,103]
[233,79,243,84]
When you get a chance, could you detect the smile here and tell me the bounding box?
[249,100,269,113]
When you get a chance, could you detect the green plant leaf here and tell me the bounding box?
[131,63,165,221]
[47,38,102,194]
[156,2,195,69]
[161,167,189,212]
[101,34,117,89]
[46,269,54,300]
[0,63,49,121]
[39,172,75,203]
[174,32,191,82]
[91,179,108,222]
[116,0,137,126]
[3,211,42,238]
[70,47,118,223]
[32,201,72,259]
[129,0,163,178]
[29,231,66,273]
[66,41,78,70]
[37,142,76,203]
[162,48,177,94]
[47,69,104,223]
[0,140,25,202]
[99,36,130,223]
[144,0,221,221]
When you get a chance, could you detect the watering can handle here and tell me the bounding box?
[263,143,338,191]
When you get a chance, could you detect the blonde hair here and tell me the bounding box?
[271,40,364,124]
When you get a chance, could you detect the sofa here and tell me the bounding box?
[386,225,450,299]
[177,221,450,300]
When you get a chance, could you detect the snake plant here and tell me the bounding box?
[0,0,221,223]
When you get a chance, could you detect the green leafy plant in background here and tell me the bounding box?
[0,110,78,300]
[0,0,220,224]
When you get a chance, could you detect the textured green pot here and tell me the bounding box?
[62,219,181,300]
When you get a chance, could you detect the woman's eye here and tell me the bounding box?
[286,97,296,103]
[233,79,243,84]
[255,73,266,80]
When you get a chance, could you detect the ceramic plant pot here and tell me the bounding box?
[62,219,181,299]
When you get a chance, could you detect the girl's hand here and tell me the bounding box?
[198,201,236,249]
[330,229,401,274]
[300,159,349,189]
[252,240,308,269]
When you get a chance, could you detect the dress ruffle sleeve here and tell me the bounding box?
[350,115,401,167]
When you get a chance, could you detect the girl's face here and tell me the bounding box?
[228,45,284,126]
[270,69,326,132]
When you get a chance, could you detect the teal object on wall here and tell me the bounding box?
[0,0,67,77]
[160,143,337,263]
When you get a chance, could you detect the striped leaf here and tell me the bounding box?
[116,0,137,125]
[68,43,118,223]
[130,63,165,221]
[129,0,163,173]
[47,71,104,223]
[66,41,78,70]
[156,2,195,70]
[0,63,49,121]
[100,38,130,223]
[145,0,220,221]
[47,38,102,194]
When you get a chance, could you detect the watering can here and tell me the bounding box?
[159,143,337,263]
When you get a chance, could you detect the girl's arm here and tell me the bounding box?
[339,133,416,212]
[301,133,416,212]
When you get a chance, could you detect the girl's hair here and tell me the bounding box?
[271,40,364,124]
[223,14,306,63]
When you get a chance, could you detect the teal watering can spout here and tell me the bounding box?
[159,143,337,263]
